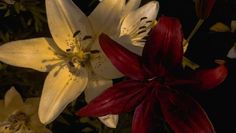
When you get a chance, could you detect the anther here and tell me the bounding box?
[137,40,146,43]
[83,35,92,40]
[73,30,81,37]
[90,50,100,54]
[146,20,153,23]
[139,26,147,30]
[142,36,149,40]
[140,17,148,21]
[138,30,146,35]
[66,49,71,52]
[68,61,75,67]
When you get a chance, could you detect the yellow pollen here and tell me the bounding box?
[152,20,158,28]
[76,50,85,59]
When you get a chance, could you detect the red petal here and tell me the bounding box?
[142,16,183,75]
[77,80,151,117]
[167,79,197,87]
[99,34,146,80]
[132,89,160,133]
[157,87,215,133]
[191,65,228,90]
[195,0,216,19]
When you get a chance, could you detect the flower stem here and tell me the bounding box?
[182,56,200,70]
[184,19,204,51]
[187,19,204,43]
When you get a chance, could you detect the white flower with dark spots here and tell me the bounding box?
[0,0,159,128]
[0,87,51,133]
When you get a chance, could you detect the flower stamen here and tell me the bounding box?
[0,112,32,133]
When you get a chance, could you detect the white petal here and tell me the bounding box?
[231,20,236,32]
[39,65,88,124]
[84,73,112,102]
[84,73,118,128]
[90,40,123,79]
[0,38,61,72]
[113,36,144,55]
[30,114,52,133]
[227,43,236,58]
[4,87,24,109]
[120,1,159,46]
[123,0,141,16]
[98,115,119,128]
[23,98,40,115]
[89,0,125,35]
[46,0,94,51]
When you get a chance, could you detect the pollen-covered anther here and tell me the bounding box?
[140,17,148,21]
[73,30,81,37]
[128,17,155,40]
[83,35,92,41]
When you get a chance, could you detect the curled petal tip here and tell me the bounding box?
[193,65,228,90]
[99,115,119,128]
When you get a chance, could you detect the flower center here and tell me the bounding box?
[0,112,32,133]
[147,76,165,84]
[66,49,90,67]
[64,31,98,68]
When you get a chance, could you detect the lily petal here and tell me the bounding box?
[132,91,160,133]
[98,115,119,128]
[46,0,93,51]
[195,0,216,19]
[227,43,236,58]
[157,87,215,133]
[112,36,144,55]
[77,80,149,116]
[99,34,146,80]
[120,1,159,47]
[142,16,183,74]
[0,38,60,72]
[84,73,112,103]
[39,65,88,124]
[4,87,24,110]
[191,65,228,90]
[84,72,118,128]
[24,98,40,115]
[90,40,123,79]
[122,0,141,16]
[30,114,53,133]
[89,0,125,35]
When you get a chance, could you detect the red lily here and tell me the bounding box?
[195,0,216,19]
[77,16,227,133]
[185,0,216,45]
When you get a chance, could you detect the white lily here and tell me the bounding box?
[0,87,51,133]
[0,0,159,128]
